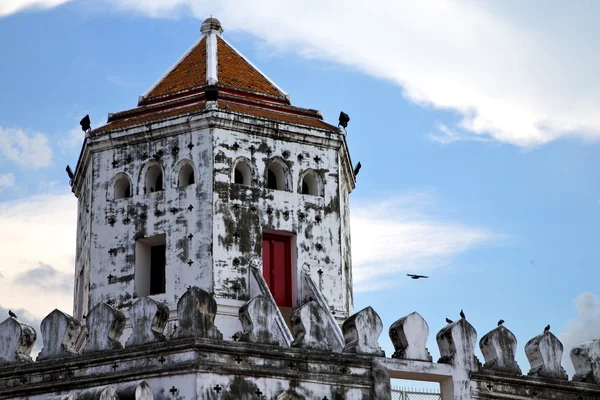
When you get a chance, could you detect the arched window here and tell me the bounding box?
[266,159,288,191]
[178,164,195,187]
[233,159,252,186]
[300,170,321,196]
[145,165,163,193]
[114,175,132,199]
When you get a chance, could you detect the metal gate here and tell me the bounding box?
[391,386,441,400]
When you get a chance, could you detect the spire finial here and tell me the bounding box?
[201,17,223,35]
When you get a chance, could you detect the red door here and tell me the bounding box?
[262,234,292,307]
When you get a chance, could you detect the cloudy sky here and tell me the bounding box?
[1,0,599,380]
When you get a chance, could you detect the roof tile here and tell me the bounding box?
[145,37,207,100]
[216,37,283,98]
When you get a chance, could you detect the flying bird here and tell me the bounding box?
[544,324,550,333]
[498,319,505,326]
[460,309,466,319]
[8,310,17,319]
[445,318,453,324]
[407,274,429,280]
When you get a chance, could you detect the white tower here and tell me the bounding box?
[71,18,356,338]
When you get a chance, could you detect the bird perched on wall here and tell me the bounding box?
[407,274,429,279]
[498,319,505,326]
[338,111,350,129]
[544,324,550,333]
[80,114,91,133]
[8,310,17,319]
[445,318,453,324]
[460,309,466,319]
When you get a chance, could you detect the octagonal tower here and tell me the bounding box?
[71,19,356,338]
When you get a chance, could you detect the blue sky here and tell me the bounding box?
[1,0,600,381]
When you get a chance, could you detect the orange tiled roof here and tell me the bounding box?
[220,101,335,130]
[94,94,336,134]
[216,37,283,98]
[94,24,336,135]
[142,35,285,104]
[145,37,207,101]
[95,103,206,134]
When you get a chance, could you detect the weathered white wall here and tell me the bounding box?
[78,124,213,319]
[74,164,92,320]
[74,109,354,345]
[211,122,350,321]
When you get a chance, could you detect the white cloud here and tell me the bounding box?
[99,0,600,148]
[428,124,492,145]
[59,126,85,152]
[0,0,72,17]
[0,173,14,188]
[351,193,499,292]
[0,191,76,318]
[0,126,53,169]
[559,292,600,378]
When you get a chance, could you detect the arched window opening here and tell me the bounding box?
[267,169,277,190]
[114,176,131,199]
[267,161,286,191]
[178,164,195,187]
[301,172,319,196]
[145,165,163,193]
[302,181,309,195]
[235,169,244,184]
[233,160,252,186]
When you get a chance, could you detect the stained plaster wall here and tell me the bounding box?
[76,125,214,319]
[74,165,93,320]
[0,337,374,400]
[211,123,352,325]
[74,108,354,343]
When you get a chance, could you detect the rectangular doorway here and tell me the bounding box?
[262,233,292,308]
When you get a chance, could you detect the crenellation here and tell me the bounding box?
[291,301,338,352]
[525,330,568,380]
[115,380,153,400]
[125,298,169,347]
[436,317,480,371]
[76,386,118,400]
[0,286,600,398]
[83,303,125,353]
[0,317,37,365]
[38,310,81,360]
[389,312,432,362]
[342,307,385,357]
[571,339,600,383]
[479,324,521,375]
[238,295,280,345]
[173,287,222,340]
